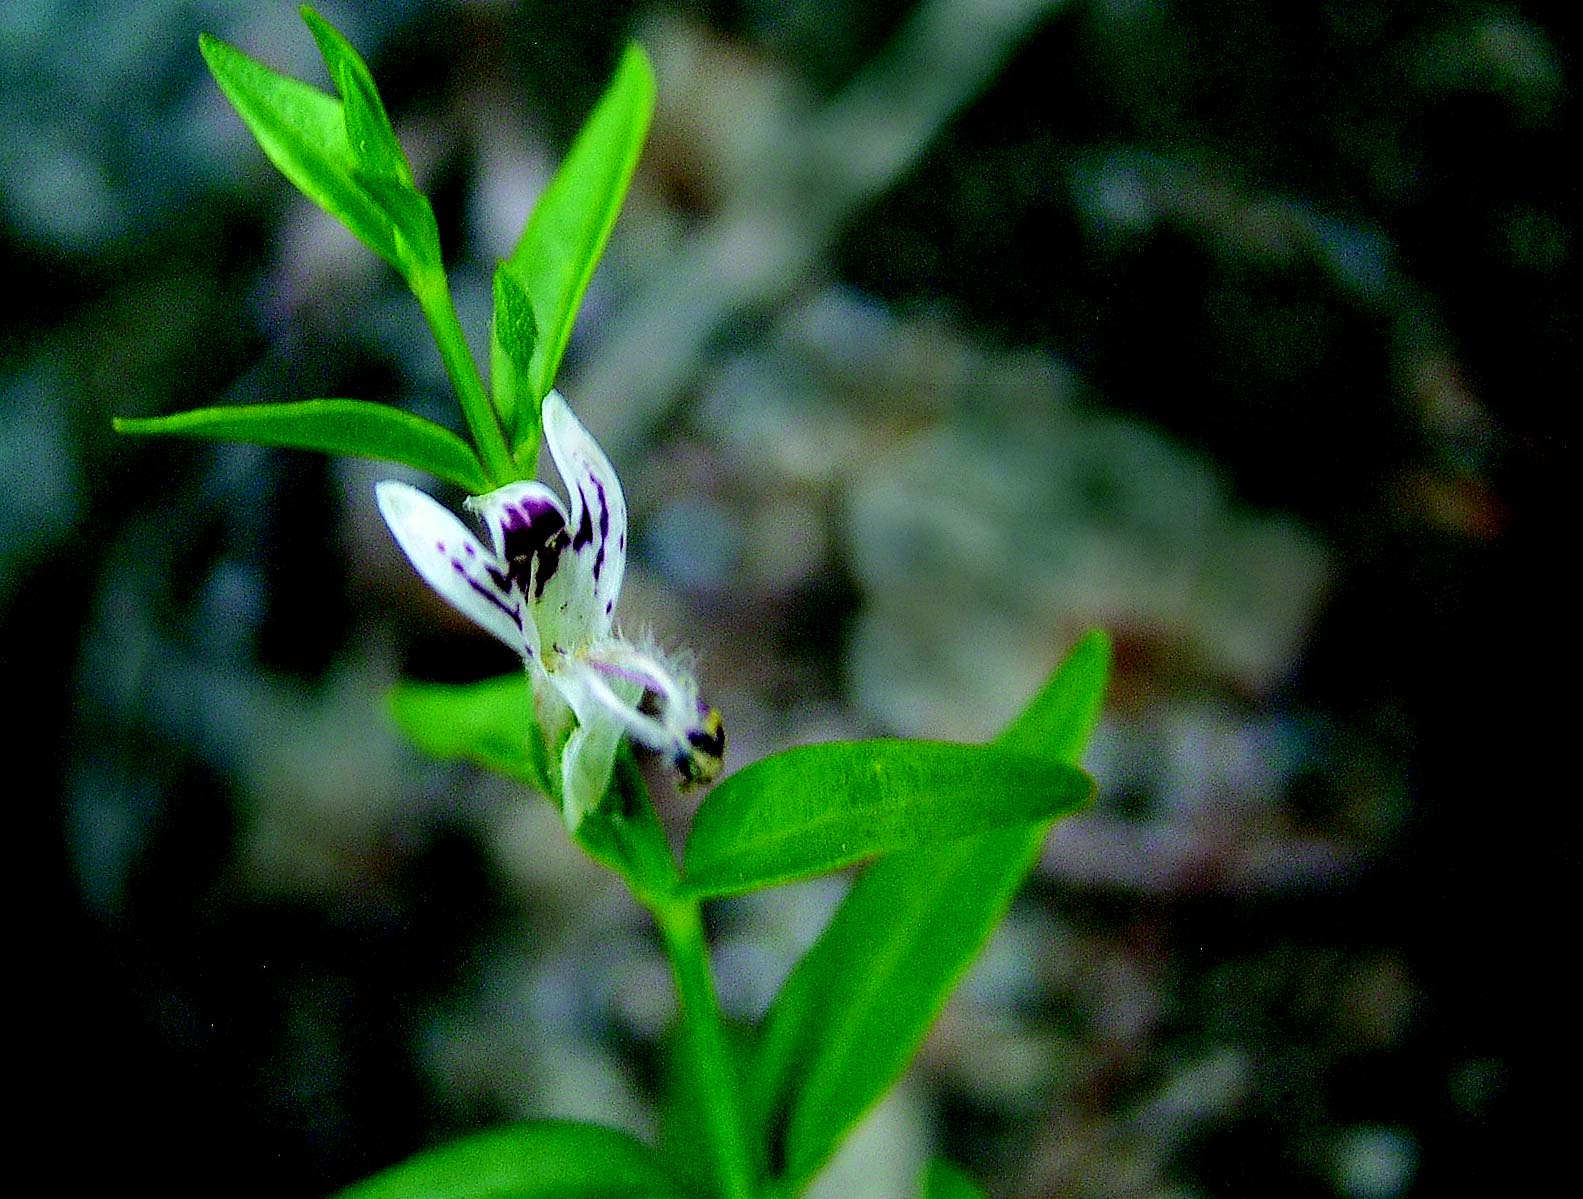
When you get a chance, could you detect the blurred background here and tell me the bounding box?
[4,0,1567,1195]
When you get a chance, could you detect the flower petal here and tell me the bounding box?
[559,714,624,831]
[466,481,571,578]
[561,640,726,788]
[542,390,626,641]
[375,480,528,655]
[553,655,673,752]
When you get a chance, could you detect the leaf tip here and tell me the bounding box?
[619,40,658,91]
[1075,625,1113,672]
[196,30,227,70]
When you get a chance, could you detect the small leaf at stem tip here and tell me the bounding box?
[200,16,439,281]
[199,30,401,271]
[113,399,491,493]
[491,262,541,456]
[299,5,413,186]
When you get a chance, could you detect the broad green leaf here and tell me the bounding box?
[750,631,1111,1188]
[330,1120,684,1199]
[491,263,541,469]
[200,18,438,278]
[504,43,654,439]
[388,674,549,793]
[923,1160,990,1199]
[113,400,490,493]
[681,740,1094,899]
[301,6,413,186]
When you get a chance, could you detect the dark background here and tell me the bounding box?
[3,1,1567,1195]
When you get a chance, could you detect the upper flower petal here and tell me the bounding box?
[375,480,530,655]
[468,481,571,574]
[542,390,627,642]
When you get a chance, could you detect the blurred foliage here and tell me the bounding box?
[5,1,1565,1197]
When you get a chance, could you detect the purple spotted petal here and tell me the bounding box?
[468,482,573,602]
[542,391,626,639]
[375,480,531,656]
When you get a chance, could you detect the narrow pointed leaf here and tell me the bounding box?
[751,631,1111,1188]
[200,16,439,278]
[301,5,413,186]
[996,626,1111,761]
[199,31,401,269]
[113,400,490,493]
[329,1120,684,1199]
[681,740,1094,899]
[504,43,654,431]
[922,1161,990,1199]
[387,674,549,793]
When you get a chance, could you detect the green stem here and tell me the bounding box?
[651,896,755,1199]
[413,267,516,487]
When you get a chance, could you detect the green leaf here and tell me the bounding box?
[113,400,490,494]
[657,1003,753,1199]
[996,626,1111,762]
[301,5,413,185]
[329,1121,685,1199]
[356,168,443,276]
[749,631,1111,1188]
[922,1160,990,1199]
[491,263,542,469]
[504,43,654,437]
[574,747,680,904]
[199,17,438,278]
[388,674,549,794]
[681,740,1094,899]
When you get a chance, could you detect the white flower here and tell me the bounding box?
[375,391,724,828]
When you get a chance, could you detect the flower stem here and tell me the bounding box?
[412,266,517,487]
[651,895,755,1199]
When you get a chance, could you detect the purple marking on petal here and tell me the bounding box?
[528,538,566,599]
[500,498,567,563]
[452,559,523,629]
[494,499,572,600]
[571,484,594,551]
[464,543,476,557]
[591,475,609,582]
[605,599,613,615]
[594,478,610,540]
